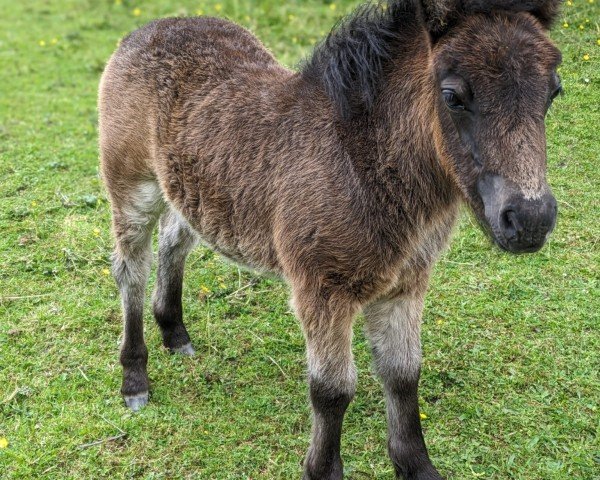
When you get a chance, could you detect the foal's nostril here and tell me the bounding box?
[500,209,519,240]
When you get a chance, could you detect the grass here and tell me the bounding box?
[0,0,598,478]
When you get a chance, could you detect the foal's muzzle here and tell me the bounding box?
[477,174,557,253]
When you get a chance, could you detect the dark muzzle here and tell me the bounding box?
[478,174,557,253]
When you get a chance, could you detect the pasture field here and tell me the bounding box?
[0,0,598,478]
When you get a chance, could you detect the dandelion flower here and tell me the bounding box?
[579,25,585,30]
[31,201,38,207]
[566,0,572,5]
[102,268,111,276]
[214,3,222,12]
[597,39,600,46]
[93,228,101,236]
[196,9,204,15]
[420,413,428,420]
[51,38,58,45]
[39,40,46,47]
[200,285,210,294]
[132,7,141,17]
[583,54,590,61]
[562,22,569,28]
[0,438,8,448]
[329,3,337,11]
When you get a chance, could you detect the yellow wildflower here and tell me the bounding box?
[115,0,122,4]
[132,7,141,17]
[562,22,569,28]
[288,14,296,21]
[0,438,8,448]
[214,3,222,12]
[566,0,572,5]
[201,285,210,294]
[420,413,428,420]
[196,9,204,16]
[579,25,585,30]
[51,38,58,45]
[93,228,101,236]
[39,40,46,47]
[583,54,590,61]
[31,201,38,207]
[597,39,600,46]
[436,319,444,325]
[329,3,337,11]
[102,268,111,276]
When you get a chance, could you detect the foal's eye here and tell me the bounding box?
[549,72,563,103]
[550,84,563,101]
[442,89,465,111]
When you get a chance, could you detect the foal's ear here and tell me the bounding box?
[525,0,563,29]
[462,0,563,29]
[419,0,563,37]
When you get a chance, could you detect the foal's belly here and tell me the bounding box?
[168,191,283,276]
[193,228,281,276]
[157,146,283,275]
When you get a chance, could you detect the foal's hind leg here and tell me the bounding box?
[152,207,198,355]
[364,289,443,480]
[293,289,358,480]
[111,181,164,411]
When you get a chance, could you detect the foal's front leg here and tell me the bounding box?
[294,292,358,480]
[364,294,443,480]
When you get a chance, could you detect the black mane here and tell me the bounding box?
[302,1,420,120]
[302,0,561,120]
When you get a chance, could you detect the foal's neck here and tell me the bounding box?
[341,55,458,219]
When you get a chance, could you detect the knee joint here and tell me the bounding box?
[309,373,356,415]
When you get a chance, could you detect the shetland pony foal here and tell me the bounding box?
[99,0,562,478]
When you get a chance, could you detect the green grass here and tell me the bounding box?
[0,0,598,478]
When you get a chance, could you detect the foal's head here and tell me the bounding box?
[432,7,562,253]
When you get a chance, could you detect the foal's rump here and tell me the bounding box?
[99,15,283,168]
[100,16,294,273]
